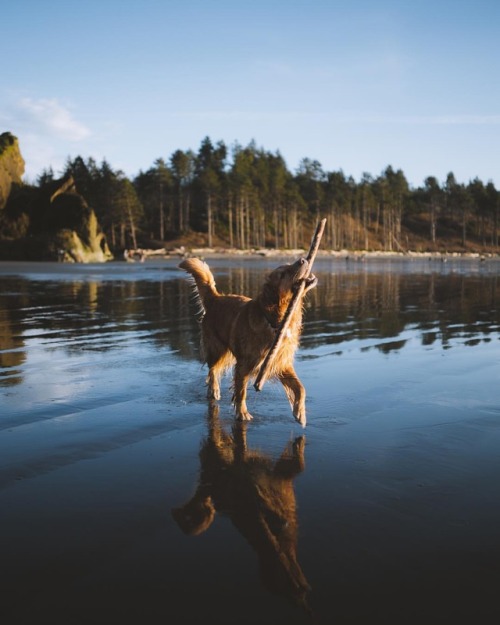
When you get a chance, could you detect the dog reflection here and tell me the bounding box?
[172,402,310,611]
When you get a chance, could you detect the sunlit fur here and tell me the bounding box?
[179,257,317,426]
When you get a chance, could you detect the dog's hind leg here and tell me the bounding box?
[278,366,307,427]
[205,350,234,401]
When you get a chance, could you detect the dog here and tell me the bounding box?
[179,256,317,426]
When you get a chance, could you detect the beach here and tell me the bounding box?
[1,256,500,624]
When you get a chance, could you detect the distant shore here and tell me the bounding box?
[125,245,500,262]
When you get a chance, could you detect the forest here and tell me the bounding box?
[37,136,500,253]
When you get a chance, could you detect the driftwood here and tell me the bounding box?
[254,218,327,392]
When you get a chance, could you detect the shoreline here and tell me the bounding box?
[129,245,500,262]
[2,247,499,266]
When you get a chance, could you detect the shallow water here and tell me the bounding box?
[1,257,500,624]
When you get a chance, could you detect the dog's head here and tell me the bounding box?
[171,497,216,536]
[260,258,316,315]
[267,257,309,292]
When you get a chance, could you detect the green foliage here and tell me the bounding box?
[0,132,16,155]
[15,136,500,253]
[0,209,29,238]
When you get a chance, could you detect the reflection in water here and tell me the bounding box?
[302,264,500,355]
[2,259,500,623]
[0,308,26,386]
[172,401,310,612]
[0,272,200,386]
[1,260,500,387]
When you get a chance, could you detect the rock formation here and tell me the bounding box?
[0,132,112,262]
[39,175,113,262]
[0,133,25,211]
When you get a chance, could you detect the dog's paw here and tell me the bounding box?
[293,436,306,454]
[293,406,307,428]
[237,410,254,421]
[207,387,221,401]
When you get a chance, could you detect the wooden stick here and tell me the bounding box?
[254,218,326,392]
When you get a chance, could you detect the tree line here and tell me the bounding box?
[39,136,500,252]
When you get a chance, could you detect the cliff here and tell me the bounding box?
[0,133,25,211]
[40,175,113,262]
[0,133,112,262]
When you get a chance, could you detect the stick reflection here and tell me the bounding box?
[172,401,311,612]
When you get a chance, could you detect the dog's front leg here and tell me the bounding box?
[278,366,307,427]
[232,364,253,421]
[274,436,306,478]
[206,367,221,400]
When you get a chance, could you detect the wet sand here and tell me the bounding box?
[1,258,500,624]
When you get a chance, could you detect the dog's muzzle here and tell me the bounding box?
[292,257,309,282]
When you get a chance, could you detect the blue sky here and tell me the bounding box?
[2,0,500,187]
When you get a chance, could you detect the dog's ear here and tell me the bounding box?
[260,271,279,307]
[171,496,215,536]
[261,265,290,303]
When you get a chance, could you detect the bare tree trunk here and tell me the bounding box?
[207,194,213,248]
[289,205,297,249]
[228,197,233,247]
[168,196,174,233]
[494,207,499,247]
[362,199,369,250]
[273,206,280,249]
[177,185,183,234]
[245,197,250,248]
[159,183,165,240]
[239,197,245,249]
[241,198,245,248]
[185,191,191,232]
[127,203,138,249]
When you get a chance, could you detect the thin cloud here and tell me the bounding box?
[168,110,500,126]
[420,114,500,125]
[18,97,90,141]
[337,114,500,126]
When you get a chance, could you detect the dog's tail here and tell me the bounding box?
[179,258,219,306]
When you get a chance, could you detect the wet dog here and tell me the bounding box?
[179,257,317,425]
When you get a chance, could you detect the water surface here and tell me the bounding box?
[1,257,500,624]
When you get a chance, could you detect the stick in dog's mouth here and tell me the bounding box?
[254,218,326,395]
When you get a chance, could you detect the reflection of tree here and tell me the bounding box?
[304,267,500,353]
[0,274,200,368]
[0,300,26,386]
[2,264,500,387]
[172,402,311,612]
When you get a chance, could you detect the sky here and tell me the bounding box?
[1,0,500,187]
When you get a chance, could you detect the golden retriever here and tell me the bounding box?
[179,257,317,426]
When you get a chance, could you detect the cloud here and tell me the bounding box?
[338,114,500,126]
[421,115,500,126]
[18,97,90,141]
[0,94,93,180]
